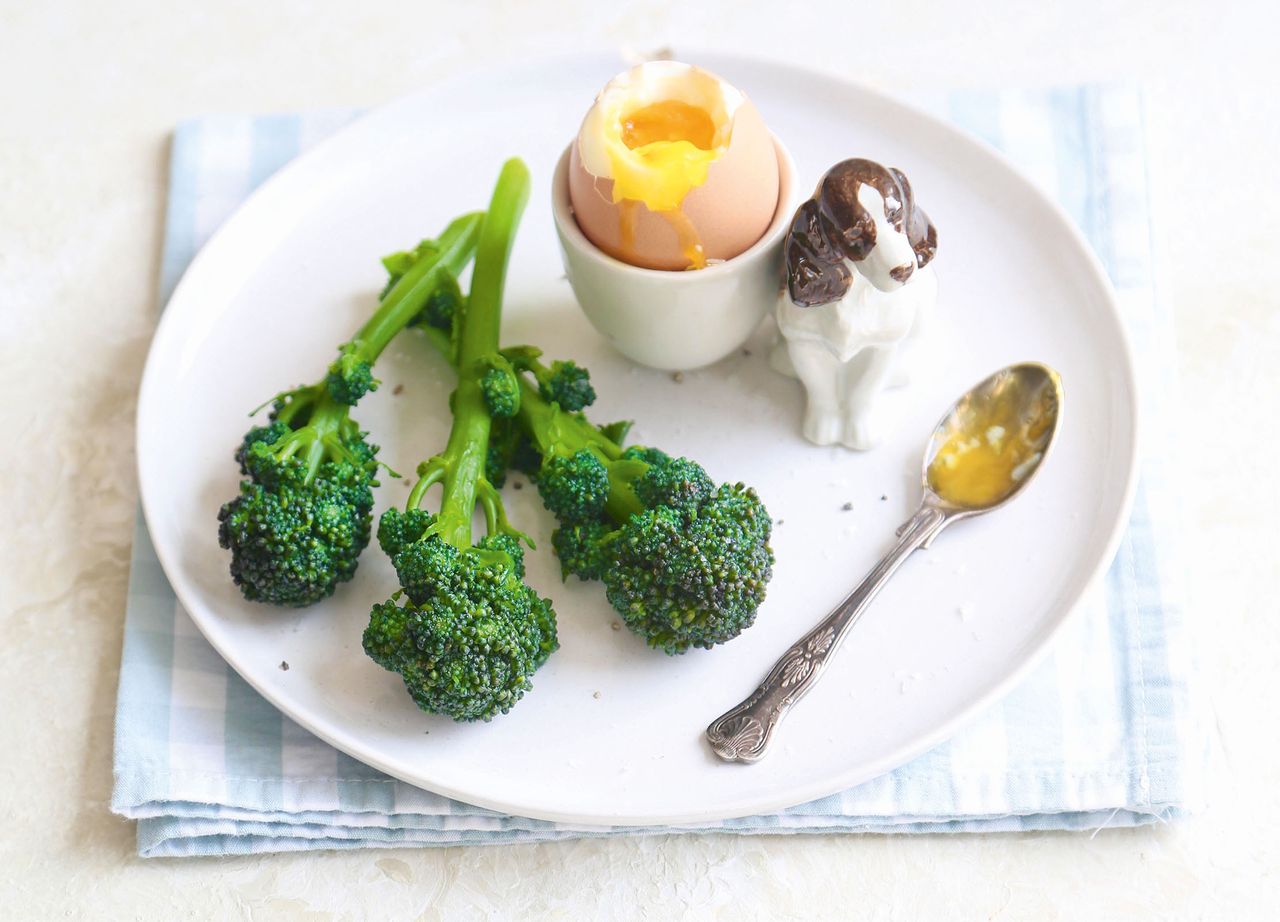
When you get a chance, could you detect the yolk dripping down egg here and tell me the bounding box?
[569,61,780,271]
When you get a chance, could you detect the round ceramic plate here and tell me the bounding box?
[136,53,1137,825]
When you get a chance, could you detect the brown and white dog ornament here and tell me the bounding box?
[771,158,939,450]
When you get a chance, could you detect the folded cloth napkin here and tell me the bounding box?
[113,85,1206,857]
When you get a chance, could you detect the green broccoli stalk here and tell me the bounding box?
[392,236,775,653]
[218,212,483,607]
[478,346,598,489]
[326,214,482,404]
[363,159,558,722]
[512,367,775,654]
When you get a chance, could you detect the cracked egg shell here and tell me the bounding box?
[568,61,780,271]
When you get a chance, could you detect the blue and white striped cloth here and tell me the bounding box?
[113,86,1205,857]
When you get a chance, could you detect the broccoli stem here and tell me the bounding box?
[433,160,531,549]
[500,347,561,396]
[513,378,647,523]
[298,393,347,482]
[268,386,353,483]
[347,212,483,363]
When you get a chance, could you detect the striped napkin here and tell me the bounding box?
[113,86,1205,857]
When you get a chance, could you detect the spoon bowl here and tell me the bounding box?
[923,362,1064,514]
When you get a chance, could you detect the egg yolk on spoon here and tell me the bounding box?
[609,100,722,269]
[928,428,1043,508]
[926,381,1056,509]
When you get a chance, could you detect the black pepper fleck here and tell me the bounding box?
[842,502,853,511]
[279,661,289,671]
[880,495,887,501]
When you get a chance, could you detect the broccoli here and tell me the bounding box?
[480,347,598,488]
[397,250,775,655]
[513,370,774,654]
[380,241,465,338]
[327,215,480,405]
[363,159,558,722]
[217,212,483,606]
[502,346,597,411]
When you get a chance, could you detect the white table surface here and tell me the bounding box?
[1,1,1275,918]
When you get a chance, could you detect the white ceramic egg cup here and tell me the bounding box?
[551,137,797,371]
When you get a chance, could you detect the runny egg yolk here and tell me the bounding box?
[621,100,718,149]
[608,99,724,269]
[926,381,1056,509]
[927,428,1043,509]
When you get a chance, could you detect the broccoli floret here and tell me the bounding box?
[479,354,520,418]
[603,480,774,652]
[484,417,542,488]
[417,277,464,334]
[539,360,596,410]
[375,505,436,560]
[217,384,378,606]
[363,160,557,722]
[218,212,483,607]
[366,564,556,720]
[537,449,610,520]
[633,454,714,508]
[324,342,378,406]
[485,422,517,488]
[502,347,597,411]
[382,242,465,362]
[550,519,612,581]
[512,369,775,654]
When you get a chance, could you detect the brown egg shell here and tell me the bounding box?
[568,99,780,271]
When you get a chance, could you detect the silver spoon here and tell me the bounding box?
[706,362,1064,763]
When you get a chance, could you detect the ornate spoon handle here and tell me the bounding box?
[706,504,950,763]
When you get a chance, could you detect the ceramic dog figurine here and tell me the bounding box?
[771,159,938,450]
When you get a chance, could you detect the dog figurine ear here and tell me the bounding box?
[888,167,937,269]
[785,198,853,307]
[815,161,882,263]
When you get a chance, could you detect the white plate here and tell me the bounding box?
[136,54,1137,825]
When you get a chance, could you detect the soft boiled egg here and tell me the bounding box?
[569,61,780,271]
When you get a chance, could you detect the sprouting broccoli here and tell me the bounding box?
[479,347,599,488]
[328,216,480,406]
[363,159,558,722]
[398,256,775,656]
[217,212,483,607]
[512,368,775,654]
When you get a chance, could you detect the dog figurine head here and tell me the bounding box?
[784,159,937,307]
